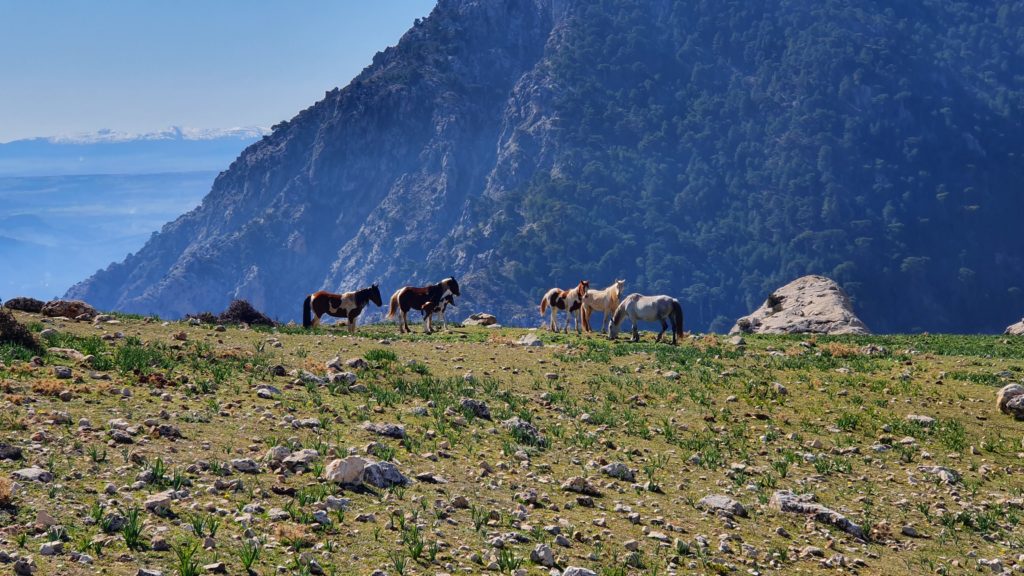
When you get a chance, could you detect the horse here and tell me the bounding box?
[419,293,455,331]
[539,280,589,333]
[609,293,684,344]
[387,277,461,333]
[302,284,383,333]
[581,279,625,334]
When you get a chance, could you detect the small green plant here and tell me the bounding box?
[121,506,145,551]
[239,539,260,572]
[497,549,523,572]
[173,539,202,576]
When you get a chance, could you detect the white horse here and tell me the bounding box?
[539,280,589,333]
[582,279,625,334]
[609,293,684,344]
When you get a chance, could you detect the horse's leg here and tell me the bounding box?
[400,309,409,333]
[425,309,433,334]
[600,309,608,334]
[656,318,667,343]
[631,316,640,342]
[348,311,358,334]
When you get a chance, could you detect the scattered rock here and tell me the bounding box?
[768,490,865,540]
[563,568,597,576]
[0,442,23,460]
[256,385,281,399]
[39,541,63,556]
[362,422,406,439]
[600,462,635,482]
[362,461,410,488]
[460,398,492,420]
[503,417,545,446]
[324,457,368,485]
[517,333,543,347]
[282,449,319,471]
[463,313,498,326]
[917,466,960,484]
[41,299,97,320]
[730,275,869,335]
[696,495,748,518]
[561,476,601,496]
[345,357,368,369]
[996,384,1024,419]
[906,414,936,427]
[531,543,555,567]
[12,467,53,483]
[231,459,260,473]
[144,491,174,515]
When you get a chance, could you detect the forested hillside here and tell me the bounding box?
[69,0,1024,332]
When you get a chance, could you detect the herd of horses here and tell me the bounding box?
[302,276,684,344]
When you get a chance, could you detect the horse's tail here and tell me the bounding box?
[387,289,401,319]
[671,299,684,337]
[540,294,548,316]
[302,294,313,328]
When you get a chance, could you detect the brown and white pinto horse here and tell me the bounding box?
[539,280,589,333]
[302,284,383,332]
[387,277,461,333]
[419,293,455,331]
[582,279,625,334]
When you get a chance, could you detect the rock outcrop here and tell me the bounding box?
[3,297,45,313]
[1006,319,1024,336]
[731,276,869,335]
[997,384,1024,419]
[41,299,97,320]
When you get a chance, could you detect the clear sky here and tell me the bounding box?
[0,1,437,142]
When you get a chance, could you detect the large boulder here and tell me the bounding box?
[730,275,869,335]
[41,299,97,320]
[1005,318,1024,336]
[463,313,498,326]
[997,384,1024,419]
[3,297,45,313]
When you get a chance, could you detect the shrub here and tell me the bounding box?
[217,300,275,326]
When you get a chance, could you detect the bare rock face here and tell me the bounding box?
[1005,319,1024,335]
[731,275,869,335]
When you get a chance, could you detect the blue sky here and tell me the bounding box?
[0,1,436,142]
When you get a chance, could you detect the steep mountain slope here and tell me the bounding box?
[68,0,1024,332]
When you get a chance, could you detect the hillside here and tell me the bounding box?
[67,0,1024,332]
[1,313,1024,575]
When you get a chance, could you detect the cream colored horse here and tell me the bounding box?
[582,279,624,334]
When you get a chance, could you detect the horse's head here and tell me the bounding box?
[614,279,626,293]
[444,277,461,297]
[370,283,383,307]
[578,280,589,297]
[608,300,627,339]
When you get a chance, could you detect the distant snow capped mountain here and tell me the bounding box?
[43,126,270,145]
[0,127,268,177]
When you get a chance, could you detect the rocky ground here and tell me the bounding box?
[1,311,1024,575]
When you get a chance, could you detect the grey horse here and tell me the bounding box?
[609,293,684,344]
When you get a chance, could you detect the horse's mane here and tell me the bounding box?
[611,301,627,327]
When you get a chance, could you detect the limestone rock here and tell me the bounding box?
[1005,318,1024,335]
[697,494,748,518]
[731,275,869,335]
[12,467,53,483]
[362,461,410,488]
[460,398,492,420]
[362,421,406,439]
[463,313,498,326]
[768,490,865,540]
[997,384,1024,418]
[600,462,635,482]
[324,457,368,485]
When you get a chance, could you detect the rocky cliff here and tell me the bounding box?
[68,0,1024,332]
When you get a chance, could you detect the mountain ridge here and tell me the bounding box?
[67,0,1024,332]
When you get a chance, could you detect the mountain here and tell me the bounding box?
[67,0,1024,333]
[0,127,267,177]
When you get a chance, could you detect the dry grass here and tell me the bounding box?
[0,477,13,507]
